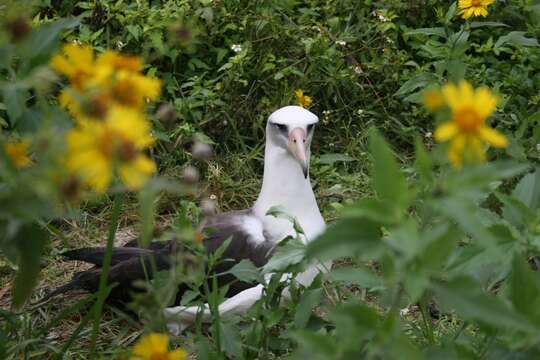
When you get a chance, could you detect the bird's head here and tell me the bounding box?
[267,106,319,178]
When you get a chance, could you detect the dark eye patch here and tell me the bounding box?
[274,123,287,132]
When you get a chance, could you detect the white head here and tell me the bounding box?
[266,106,319,178]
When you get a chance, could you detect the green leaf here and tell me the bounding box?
[510,255,540,323]
[405,28,446,38]
[12,223,48,308]
[328,266,383,289]
[341,198,402,224]
[445,2,457,23]
[395,73,439,97]
[369,129,408,207]
[432,276,539,333]
[318,153,355,164]
[414,137,433,184]
[331,303,380,345]
[436,196,497,246]
[2,86,26,125]
[266,206,305,235]
[470,21,509,28]
[17,18,80,59]
[294,288,323,329]
[219,322,242,358]
[226,259,262,283]
[496,31,539,48]
[444,161,529,197]
[512,170,540,210]
[307,218,382,262]
[497,192,535,228]
[263,237,306,273]
[293,331,337,359]
[385,220,421,260]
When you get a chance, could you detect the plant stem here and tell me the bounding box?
[89,194,123,357]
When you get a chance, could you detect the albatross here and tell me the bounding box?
[46,105,326,331]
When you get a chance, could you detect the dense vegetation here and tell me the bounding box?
[1,0,540,359]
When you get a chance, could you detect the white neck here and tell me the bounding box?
[253,138,325,242]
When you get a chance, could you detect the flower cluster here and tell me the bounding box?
[423,80,508,167]
[50,44,161,192]
[130,333,187,360]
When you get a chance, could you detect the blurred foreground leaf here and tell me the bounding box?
[12,222,47,308]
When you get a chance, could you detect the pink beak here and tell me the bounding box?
[288,127,308,178]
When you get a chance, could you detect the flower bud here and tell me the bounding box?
[6,17,31,42]
[200,197,216,216]
[182,166,200,185]
[156,103,177,128]
[191,141,213,161]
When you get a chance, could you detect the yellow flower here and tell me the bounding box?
[458,0,494,20]
[4,140,31,168]
[422,88,445,111]
[96,50,143,72]
[50,43,96,90]
[130,333,187,360]
[295,89,313,108]
[111,70,162,108]
[434,80,507,167]
[66,106,156,192]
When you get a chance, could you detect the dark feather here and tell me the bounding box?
[62,247,157,267]
[41,210,275,306]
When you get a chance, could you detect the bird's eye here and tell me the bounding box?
[274,123,287,132]
[307,124,315,132]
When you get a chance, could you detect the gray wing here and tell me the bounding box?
[203,209,274,267]
[202,209,275,296]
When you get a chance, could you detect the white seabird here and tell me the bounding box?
[164,105,326,331]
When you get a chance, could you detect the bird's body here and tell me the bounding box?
[45,105,325,330]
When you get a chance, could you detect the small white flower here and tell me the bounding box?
[353,65,363,74]
[399,308,409,316]
[425,131,433,139]
[231,44,242,53]
[222,120,228,125]
[209,194,217,200]
[378,14,388,22]
[357,109,364,115]
[336,40,346,46]
[322,110,331,115]
[116,40,125,49]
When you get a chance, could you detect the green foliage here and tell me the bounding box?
[1,0,540,359]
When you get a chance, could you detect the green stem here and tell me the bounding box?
[89,194,123,356]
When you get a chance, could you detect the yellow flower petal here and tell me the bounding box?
[132,333,169,357]
[448,134,466,168]
[118,155,156,190]
[478,126,508,148]
[474,87,498,119]
[423,89,445,111]
[169,348,188,360]
[434,122,458,142]
[458,0,493,20]
[468,136,486,163]
[4,141,32,168]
